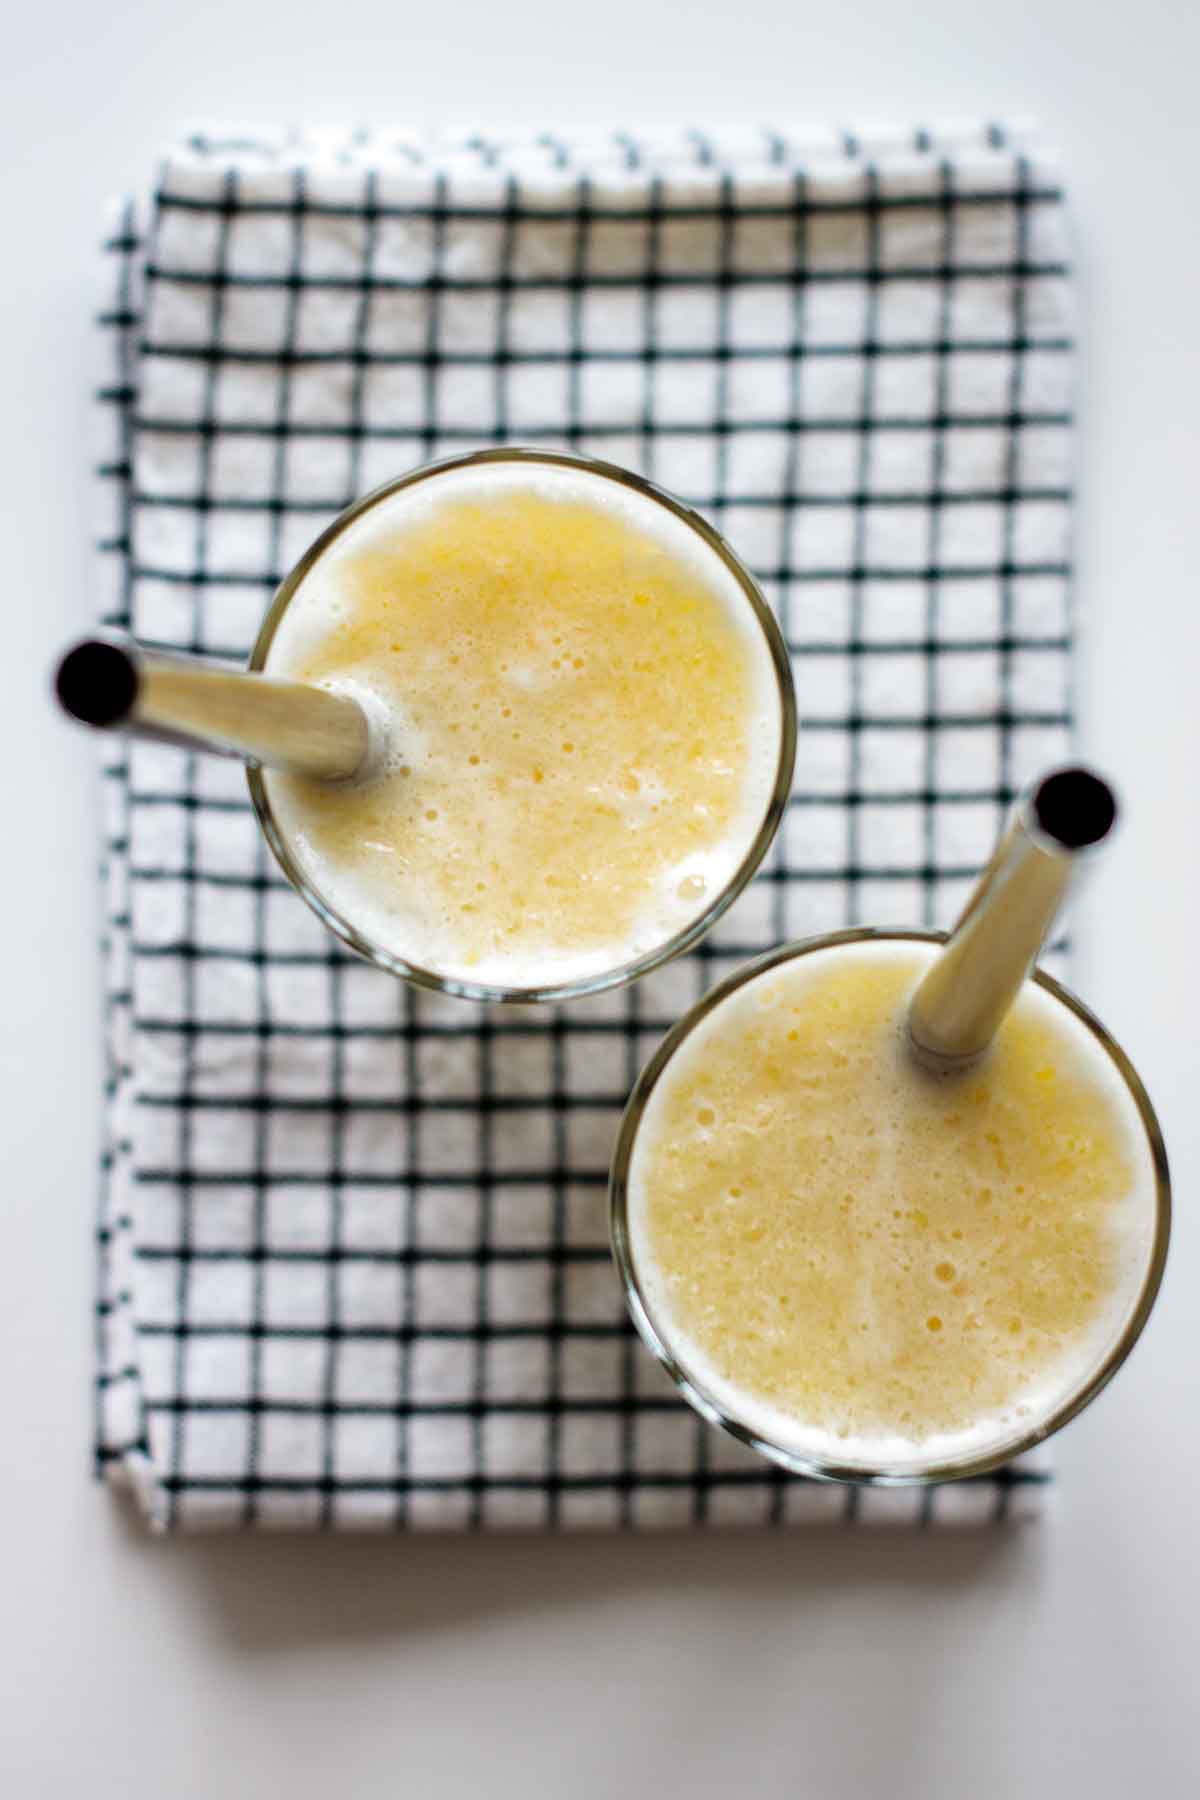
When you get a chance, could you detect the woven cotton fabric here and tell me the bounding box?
[94,124,1070,1529]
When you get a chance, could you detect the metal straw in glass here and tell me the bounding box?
[907,766,1118,1071]
[53,637,371,781]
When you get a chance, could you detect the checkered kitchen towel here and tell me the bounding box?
[94,123,1072,1530]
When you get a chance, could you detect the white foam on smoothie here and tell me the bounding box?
[262,459,785,990]
[627,939,1160,1475]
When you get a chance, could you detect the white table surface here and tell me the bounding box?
[4,3,1198,1793]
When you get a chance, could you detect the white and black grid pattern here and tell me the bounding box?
[94,124,1070,1529]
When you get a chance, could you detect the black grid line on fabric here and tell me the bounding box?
[994,161,1035,1526]
[97,129,1071,1531]
[140,1319,634,1340]
[141,260,1069,293]
[998,162,1033,838]
[131,411,1072,441]
[140,1062,1074,1112]
[922,162,957,932]
[608,136,650,1526]
[320,954,347,1527]
[136,1244,610,1265]
[152,1467,1052,1496]
[146,1396,694,1411]
[618,148,662,1526]
[321,162,354,1530]
[152,186,1066,223]
[843,161,881,939]
[131,480,1072,505]
[94,200,145,1476]
[468,170,513,1528]
[396,981,418,1527]
[422,171,449,464]
[319,167,379,1528]
[689,155,739,1526]
[152,1468,1053,1505]
[767,165,812,1526]
[547,1012,570,1527]
[97,209,140,627]
[618,994,642,1525]
[158,165,239,1528]
[247,164,307,1526]
[838,161,883,1521]
[135,339,1073,368]
[147,1468,1050,1497]
[145,1395,706,1417]
[776,165,807,932]
[543,173,595,1528]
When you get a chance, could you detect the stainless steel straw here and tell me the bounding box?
[54,637,371,781]
[907,766,1118,1071]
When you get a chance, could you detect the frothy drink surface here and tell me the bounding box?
[628,941,1157,1472]
[264,463,781,987]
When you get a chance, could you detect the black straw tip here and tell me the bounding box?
[1032,766,1118,851]
[54,639,139,728]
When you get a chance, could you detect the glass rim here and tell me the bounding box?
[246,445,798,1004]
[609,926,1172,1487]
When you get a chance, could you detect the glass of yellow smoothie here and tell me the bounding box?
[248,448,796,1003]
[611,927,1170,1484]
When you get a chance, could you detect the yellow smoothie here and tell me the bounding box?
[626,939,1158,1473]
[262,459,786,990]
